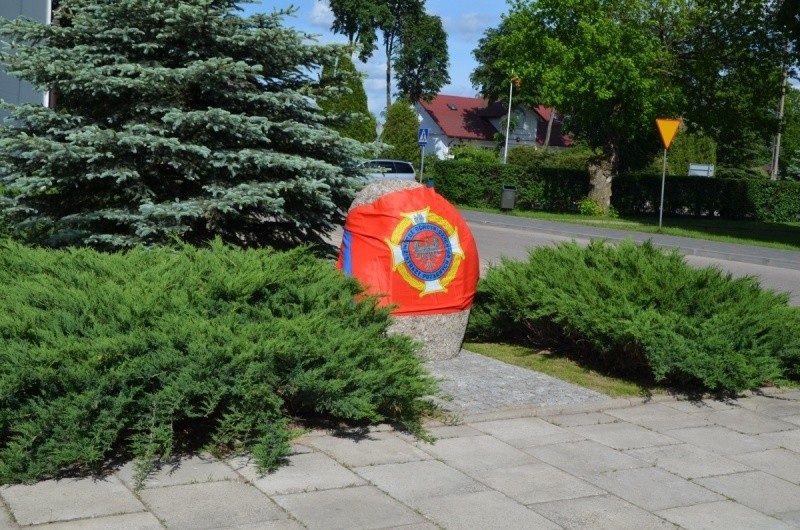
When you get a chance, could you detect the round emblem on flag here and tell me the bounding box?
[401,222,453,281]
[386,208,465,296]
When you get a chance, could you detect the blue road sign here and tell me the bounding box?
[418,128,429,146]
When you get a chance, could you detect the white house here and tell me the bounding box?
[414,94,573,159]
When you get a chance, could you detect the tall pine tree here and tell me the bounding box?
[381,100,420,163]
[319,53,377,144]
[0,1,366,250]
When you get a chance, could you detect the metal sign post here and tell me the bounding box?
[503,80,513,164]
[419,146,425,183]
[503,75,521,164]
[659,148,667,229]
[418,128,429,183]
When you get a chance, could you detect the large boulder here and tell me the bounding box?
[338,180,479,360]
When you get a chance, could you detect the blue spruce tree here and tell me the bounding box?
[0,1,366,250]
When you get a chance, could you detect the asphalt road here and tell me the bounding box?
[463,212,800,306]
[329,210,800,305]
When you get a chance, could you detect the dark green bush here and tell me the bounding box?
[427,160,588,211]
[642,131,717,177]
[451,145,499,163]
[426,159,800,222]
[0,240,437,484]
[614,174,800,222]
[506,144,595,170]
[467,240,800,393]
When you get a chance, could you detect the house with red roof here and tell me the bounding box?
[414,94,573,159]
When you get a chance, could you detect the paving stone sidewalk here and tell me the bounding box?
[2,351,800,529]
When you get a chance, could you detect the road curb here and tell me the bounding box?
[462,214,800,271]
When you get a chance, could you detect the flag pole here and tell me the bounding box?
[503,76,514,164]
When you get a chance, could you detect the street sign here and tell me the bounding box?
[655,118,682,230]
[418,128,429,146]
[688,163,714,177]
[656,118,681,149]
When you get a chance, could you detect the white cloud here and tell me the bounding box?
[359,60,386,79]
[455,12,495,42]
[364,77,385,92]
[441,81,477,98]
[309,0,334,29]
[350,56,390,118]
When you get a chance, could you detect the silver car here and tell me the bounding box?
[359,159,417,181]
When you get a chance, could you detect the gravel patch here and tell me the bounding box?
[426,349,610,414]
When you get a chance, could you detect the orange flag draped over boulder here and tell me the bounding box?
[337,186,479,316]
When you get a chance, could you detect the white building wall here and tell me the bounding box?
[414,103,451,159]
[0,0,51,117]
[489,112,539,148]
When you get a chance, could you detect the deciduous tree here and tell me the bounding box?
[783,87,800,180]
[328,0,381,62]
[375,0,424,112]
[473,0,790,211]
[679,1,788,168]
[776,0,800,50]
[475,0,685,210]
[329,0,425,112]
[471,26,541,108]
[394,13,450,104]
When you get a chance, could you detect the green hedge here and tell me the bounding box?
[0,240,437,484]
[426,160,800,222]
[427,160,588,211]
[505,144,595,170]
[467,240,800,393]
[615,174,800,222]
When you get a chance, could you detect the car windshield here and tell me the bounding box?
[371,161,395,172]
[362,160,414,174]
[357,160,416,181]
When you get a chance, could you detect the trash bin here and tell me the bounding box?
[500,184,517,210]
[425,178,434,188]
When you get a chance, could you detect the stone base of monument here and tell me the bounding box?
[388,309,469,361]
[347,179,473,362]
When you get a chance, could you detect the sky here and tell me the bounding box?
[239,0,506,120]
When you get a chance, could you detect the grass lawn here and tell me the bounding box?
[466,208,800,251]
[463,342,799,398]
[463,342,666,398]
